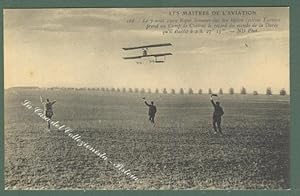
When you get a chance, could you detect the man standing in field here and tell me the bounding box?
[40,96,56,130]
[143,97,157,124]
[210,94,224,134]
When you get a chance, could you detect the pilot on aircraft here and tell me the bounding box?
[143,49,147,56]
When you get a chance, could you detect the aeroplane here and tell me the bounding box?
[122,43,172,63]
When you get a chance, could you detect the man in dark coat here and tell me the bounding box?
[210,95,224,134]
[143,98,157,123]
[40,96,56,129]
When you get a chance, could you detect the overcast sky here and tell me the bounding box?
[4,7,289,93]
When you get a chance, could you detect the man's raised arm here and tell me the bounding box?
[210,96,216,107]
[144,101,150,107]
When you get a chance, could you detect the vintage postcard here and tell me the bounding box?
[4,7,289,190]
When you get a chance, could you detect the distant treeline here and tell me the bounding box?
[10,86,288,96]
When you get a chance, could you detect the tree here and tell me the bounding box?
[241,87,247,95]
[219,88,223,95]
[116,88,120,92]
[140,88,145,94]
[229,88,234,95]
[111,87,115,92]
[188,88,194,94]
[280,88,287,96]
[179,88,184,95]
[128,88,133,93]
[134,88,139,93]
[155,88,159,94]
[208,88,212,94]
[198,89,202,94]
[253,91,258,95]
[122,88,126,93]
[147,88,152,94]
[171,89,176,94]
[163,88,168,94]
[266,87,272,95]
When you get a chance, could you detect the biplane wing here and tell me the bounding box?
[123,43,172,50]
[147,53,172,57]
[123,53,172,59]
[123,55,143,59]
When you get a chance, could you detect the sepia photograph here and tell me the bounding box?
[4,7,290,190]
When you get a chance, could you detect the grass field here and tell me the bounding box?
[4,89,290,190]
